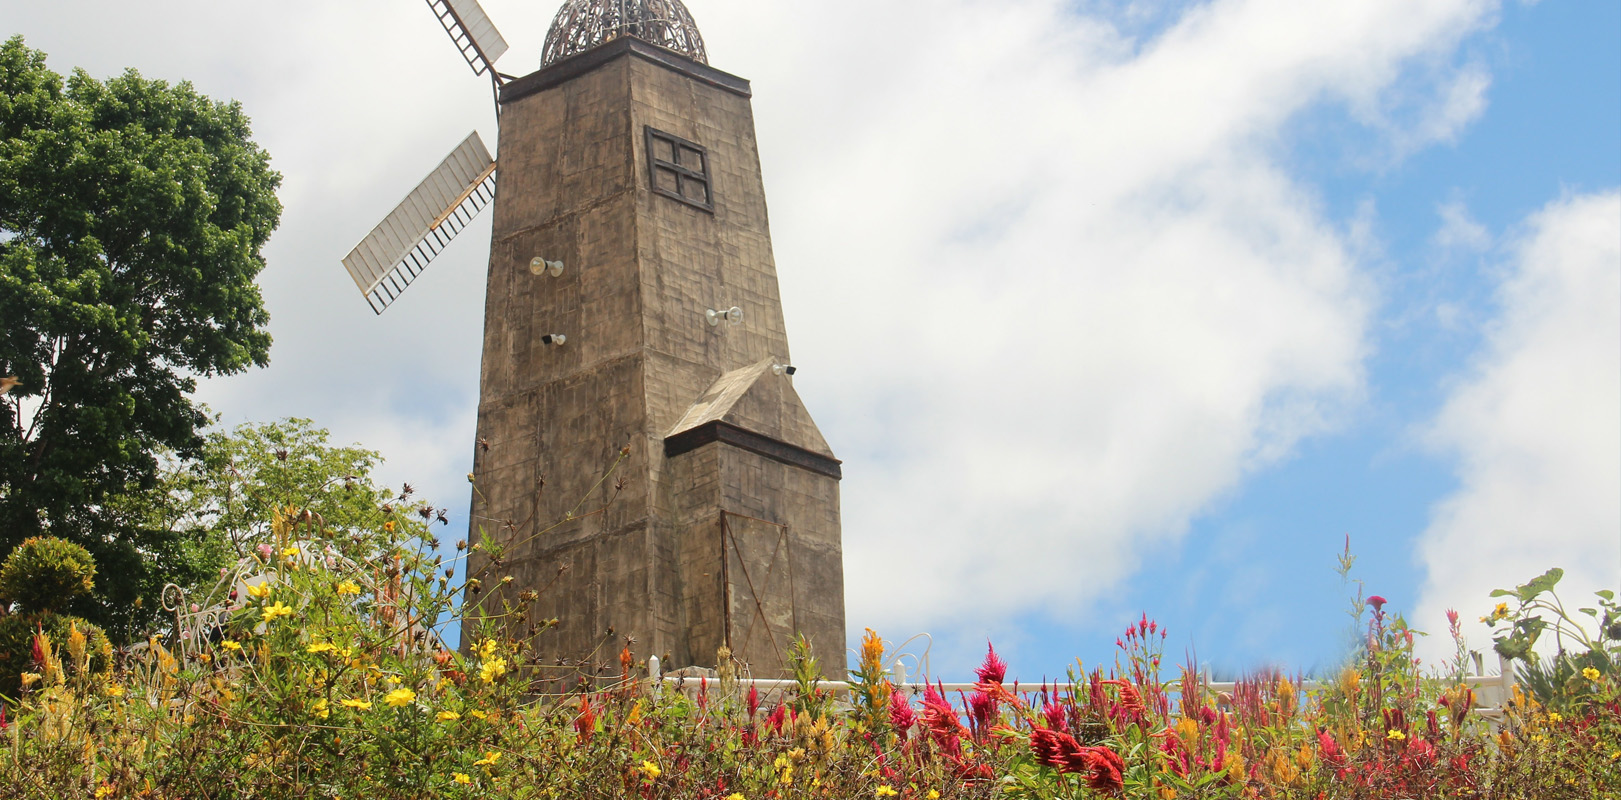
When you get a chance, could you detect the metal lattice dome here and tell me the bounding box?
[542,0,708,67]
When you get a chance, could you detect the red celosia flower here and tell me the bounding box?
[1030,727,1086,772]
[30,629,46,669]
[1104,680,1146,718]
[1081,746,1126,795]
[1318,730,1344,766]
[767,703,787,735]
[1368,596,1388,612]
[976,643,1007,685]
[747,685,760,721]
[889,690,916,734]
[922,682,969,751]
[574,696,595,743]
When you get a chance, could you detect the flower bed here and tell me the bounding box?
[1,512,1616,799]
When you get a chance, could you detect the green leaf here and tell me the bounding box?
[1516,568,1565,601]
[1489,589,1518,599]
[1597,590,1615,602]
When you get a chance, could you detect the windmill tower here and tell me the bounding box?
[343,0,845,678]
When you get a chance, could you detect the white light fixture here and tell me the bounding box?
[529,257,565,277]
[539,333,567,346]
[772,364,797,377]
[706,306,744,327]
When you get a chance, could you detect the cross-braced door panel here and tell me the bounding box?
[721,512,797,674]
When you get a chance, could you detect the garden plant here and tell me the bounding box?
[1,445,1616,800]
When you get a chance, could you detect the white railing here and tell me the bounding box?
[645,652,1518,720]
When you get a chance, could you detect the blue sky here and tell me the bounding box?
[1062,0,1621,678]
[3,0,1616,682]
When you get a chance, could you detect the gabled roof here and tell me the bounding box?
[666,357,834,459]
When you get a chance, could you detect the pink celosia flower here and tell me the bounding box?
[976,643,1007,685]
[968,689,996,733]
[888,690,916,734]
[1041,698,1065,731]
[746,685,759,721]
[1368,595,1387,612]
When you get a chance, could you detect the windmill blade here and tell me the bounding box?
[428,0,510,79]
[342,132,497,314]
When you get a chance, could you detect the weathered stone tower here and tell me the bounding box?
[465,0,844,679]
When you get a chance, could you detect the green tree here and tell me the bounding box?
[152,418,421,564]
[0,37,281,639]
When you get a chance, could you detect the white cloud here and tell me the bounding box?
[1434,200,1493,253]
[2,0,1507,664]
[1415,191,1621,664]
[701,0,1499,640]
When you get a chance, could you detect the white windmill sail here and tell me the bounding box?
[342,131,497,314]
[429,0,510,77]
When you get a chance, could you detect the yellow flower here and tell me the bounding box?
[1386,730,1407,742]
[385,687,417,707]
[479,657,507,684]
[1547,712,1562,724]
[1583,667,1602,682]
[105,684,125,698]
[307,642,335,654]
[876,787,899,798]
[726,794,746,800]
[477,639,499,659]
[281,546,300,559]
[261,601,293,623]
[929,792,941,800]
[313,699,330,719]
[474,751,502,767]
[94,785,114,799]
[19,672,41,688]
[246,582,272,600]
[221,641,242,652]
[341,698,372,711]
[638,760,661,779]
[383,520,396,533]
[452,772,472,786]
[469,710,488,720]
[336,581,361,595]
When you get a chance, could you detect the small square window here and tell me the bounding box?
[646,127,713,212]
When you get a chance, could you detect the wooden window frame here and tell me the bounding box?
[645,126,714,212]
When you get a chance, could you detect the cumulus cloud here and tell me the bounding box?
[702,0,1499,644]
[4,0,1508,664]
[1415,191,1621,663]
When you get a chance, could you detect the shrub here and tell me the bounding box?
[0,536,96,614]
[0,611,112,699]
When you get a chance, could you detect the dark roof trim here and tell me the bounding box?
[665,421,843,480]
[502,36,752,105]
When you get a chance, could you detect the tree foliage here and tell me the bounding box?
[0,37,281,637]
[0,535,96,614]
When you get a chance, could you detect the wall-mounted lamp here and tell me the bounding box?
[706,306,744,327]
[539,334,567,346]
[529,257,565,278]
[772,364,797,377]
